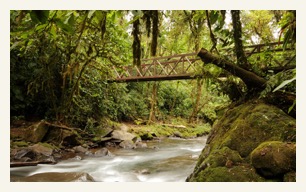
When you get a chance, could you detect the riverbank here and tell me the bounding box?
[11,136,208,182]
[10,118,211,171]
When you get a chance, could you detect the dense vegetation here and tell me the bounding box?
[10,10,296,131]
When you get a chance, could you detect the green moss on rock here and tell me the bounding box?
[201,146,243,168]
[250,141,296,178]
[187,100,296,182]
[191,165,265,182]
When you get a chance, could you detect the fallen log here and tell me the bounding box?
[197,48,267,89]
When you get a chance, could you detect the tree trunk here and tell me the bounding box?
[132,16,141,66]
[189,79,203,123]
[197,48,266,89]
[148,82,157,124]
[151,10,159,57]
[231,10,250,69]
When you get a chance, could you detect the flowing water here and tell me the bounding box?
[10,136,207,182]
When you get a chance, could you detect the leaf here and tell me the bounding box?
[50,24,57,38]
[10,41,20,51]
[272,76,296,92]
[88,10,96,19]
[288,100,296,114]
[209,11,219,25]
[30,10,49,24]
[55,18,73,34]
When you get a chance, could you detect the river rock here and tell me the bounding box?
[111,130,136,141]
[13,148,36,161]
[30,143,53,156]
[12,172,95,182]
[73,146,88,153]
[186,100,296,182]
[135,141,147,148]
[119,140,135,149]
[94,147,112,156]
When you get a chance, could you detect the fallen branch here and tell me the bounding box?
[197,48,267,89]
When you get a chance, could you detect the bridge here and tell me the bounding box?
[108,42,295,83]
[109,53,201,83]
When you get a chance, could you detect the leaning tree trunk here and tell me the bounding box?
[197,48,266,89]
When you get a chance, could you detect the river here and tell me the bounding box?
[10,136,207,182]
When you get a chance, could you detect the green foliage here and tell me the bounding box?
[260,69,296,98]
[278,11,296,49]
[10,9,295,137]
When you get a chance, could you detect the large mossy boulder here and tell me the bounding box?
[250,141,296,178]
[187,100,296,182]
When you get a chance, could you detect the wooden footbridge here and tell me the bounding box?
[108,42,295,83]
[109,53,201,83]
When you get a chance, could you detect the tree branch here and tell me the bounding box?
[197,48,267,89]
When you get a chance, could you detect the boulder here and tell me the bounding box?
[73,146,88,153]
[111,130,136,141]
[25,121,49,143]
[135,142,148,149]
[250,141,296,177]
[13,148,36,161]
[44,128,81,147]
[119,140,135,149]
[190,165,265,182]
[187,100,296,182]
[30,143,54,156]
[94,147,112,157]
[12,172,95,182]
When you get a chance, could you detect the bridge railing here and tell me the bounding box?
[112,53,202,82]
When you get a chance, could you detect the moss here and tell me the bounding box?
[193,165,265,182]
[188,100,296,182]
[13,141,29,147]
[130,123,211,139]
[207,102,296,157]
[283,171,296,182]
[202,147,243,168]
[250,141,296,178]
[38,142,60,150]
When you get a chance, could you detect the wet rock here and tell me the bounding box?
[250,141,296,178]
[14,149,36,160]
[73,146,88,153]
[12,172,95,182]
[135,141,147,149]
[30,143,53,156]
[94,147,112,156]
[140,132,154,140]
[187,100,296,182]
[119,140,135,149]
